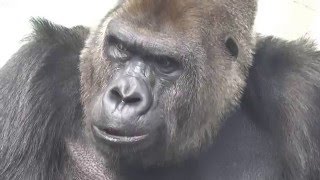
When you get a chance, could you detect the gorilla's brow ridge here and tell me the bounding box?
[107,20,184,60]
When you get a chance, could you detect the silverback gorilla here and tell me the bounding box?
[1,0,320,179]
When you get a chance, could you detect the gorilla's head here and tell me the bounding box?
[80,0,257,167]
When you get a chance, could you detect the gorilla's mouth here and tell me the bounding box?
[92,125,149,145]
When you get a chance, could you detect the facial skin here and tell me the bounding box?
[80,0,257,168]
[91,21,183,152]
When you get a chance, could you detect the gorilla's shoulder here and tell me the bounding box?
[253,36,320,77]
[0,19,87,179]
[250,36,320,95]
[245,36,320,176]
[246,36,320,121]
[29,18,89,51]
[0,18,88,123]
[0,18,89,81]
[0,18,89,124]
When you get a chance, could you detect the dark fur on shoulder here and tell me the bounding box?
[245,36,320,179]
[0,18,88,180]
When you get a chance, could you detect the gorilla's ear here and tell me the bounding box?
[225,36,239,58]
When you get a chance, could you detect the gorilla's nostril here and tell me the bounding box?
[123,97,141,104]
[110,89,122,100]
[110,88,142,104]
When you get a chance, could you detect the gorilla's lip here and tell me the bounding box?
[92,125,149,145]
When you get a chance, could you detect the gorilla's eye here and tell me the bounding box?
[108,43,130,60]
[106,36,131,61]
[154,57,179,74]
[225,36,239,58]
[116,43,127,52]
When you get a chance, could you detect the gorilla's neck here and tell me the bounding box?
[114,158,201,180]
[67,139,200,180]
[67,139,112,180]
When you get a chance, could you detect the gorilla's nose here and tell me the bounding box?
[103,76,152,120]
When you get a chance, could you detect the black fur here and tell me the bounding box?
[245,37,320,179]
[0,18,88,180]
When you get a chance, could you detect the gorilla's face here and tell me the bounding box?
[80,0,255,167]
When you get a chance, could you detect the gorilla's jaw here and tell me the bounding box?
[88,114,170,168]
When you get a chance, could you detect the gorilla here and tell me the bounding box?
[1,0,320,179]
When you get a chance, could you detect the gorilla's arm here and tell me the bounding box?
[245,36,320,179]
[0,19,88,180]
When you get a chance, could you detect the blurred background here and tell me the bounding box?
[0,0,319,67]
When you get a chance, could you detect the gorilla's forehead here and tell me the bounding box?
[114,0,257,38]
[119,0,217,29]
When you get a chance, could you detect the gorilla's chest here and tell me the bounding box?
[70,109,281,180]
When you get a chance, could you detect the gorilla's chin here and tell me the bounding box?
[93,126,169,169]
